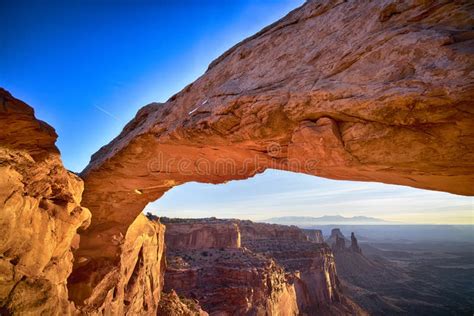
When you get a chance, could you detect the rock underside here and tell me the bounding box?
[74,0,473,300]
[0,0,473,314]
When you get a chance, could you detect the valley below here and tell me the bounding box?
[154,216,474,315]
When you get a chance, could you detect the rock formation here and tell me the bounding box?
[239,221,365,315]
[73,1,474,298]
[158,290,208,316]
[303,229,325,243]
[238,220,309,242]
[326,228,347,249]
[68,214,166,315]
[161,217,241,250]
[350,232,362,254]
[161,218,366,315]
[68,0,474,307]
[333,235,347,253]
[1,0,473,314]
[0,89,91,314]
[161,218,300,315]
[164,247,300,315]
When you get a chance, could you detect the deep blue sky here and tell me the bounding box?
[1,0,471,223]
[1,0,303,172]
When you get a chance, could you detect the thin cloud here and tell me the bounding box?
[94,104,119,121]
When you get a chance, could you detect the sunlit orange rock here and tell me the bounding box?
[0,89,91,314]
[74,2,473,301]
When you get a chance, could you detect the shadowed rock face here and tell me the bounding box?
[0,89,91,314]
[74,0,474,296]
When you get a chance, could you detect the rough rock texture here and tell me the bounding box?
[0,89,92,314]
[162,218,365,315]
[161,217,241,250]
[239,221,366,315]
[162,218,300,315]
[67,214,166,315]
[73,1,474,295]
[165,247,300,316]
[158,290,208,316]
[303,229,325,243]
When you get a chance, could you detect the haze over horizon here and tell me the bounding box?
[2,0,472,225]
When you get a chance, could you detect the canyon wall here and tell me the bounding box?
[161,217,241,250]
[68,214,166,315]
[1,0,473,314]
[0,89,91,314]
[162,218,366,315]
[303,229,325,243]
[162,219,300,315]
[73,0,474,296]
[239,221,365,315]
[0,89,166,315]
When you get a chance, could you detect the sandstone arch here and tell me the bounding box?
[69,0,474,309]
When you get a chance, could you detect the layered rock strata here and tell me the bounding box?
[161,217,241,250]
[160,218,299,315]
[239,221,365,315]
[75,1,474,295]
[162,218,366,315]
[68,214,166,315]
[0,89,91,314]
[164,247,299,315]
[302,229,324,243]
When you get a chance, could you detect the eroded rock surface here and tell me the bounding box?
[239,221,366,315]
[303,229,324,243]
[161,218,366,315]
[161,217,241,250]
[158,290,208,316]
[0,89,91,314]
[68,214,166,315]
[75,0,474,296]
[162,218,300,315]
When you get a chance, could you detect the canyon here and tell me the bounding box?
[0,0,473,314]
[161,217,366,315]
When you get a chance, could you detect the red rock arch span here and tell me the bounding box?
[69,0,474,306]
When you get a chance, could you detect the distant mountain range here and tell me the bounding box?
[262,215,393,226]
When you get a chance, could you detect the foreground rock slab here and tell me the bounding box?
[0,89,91,314]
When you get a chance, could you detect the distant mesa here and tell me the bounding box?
[327,229,363,254]
[263,215,393,226]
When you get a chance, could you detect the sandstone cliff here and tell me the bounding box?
[158,290,208,316]
[162,218,300,315]
[165,247,299,315]
[0,89,91,314]
[161,217,241,250]
[74,1,473,288]
[303,229,324,243]
[240,221,365,315]
[162,218,366,316]
[68,214,166,315]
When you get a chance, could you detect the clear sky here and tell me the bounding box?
[1,0,472,224]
